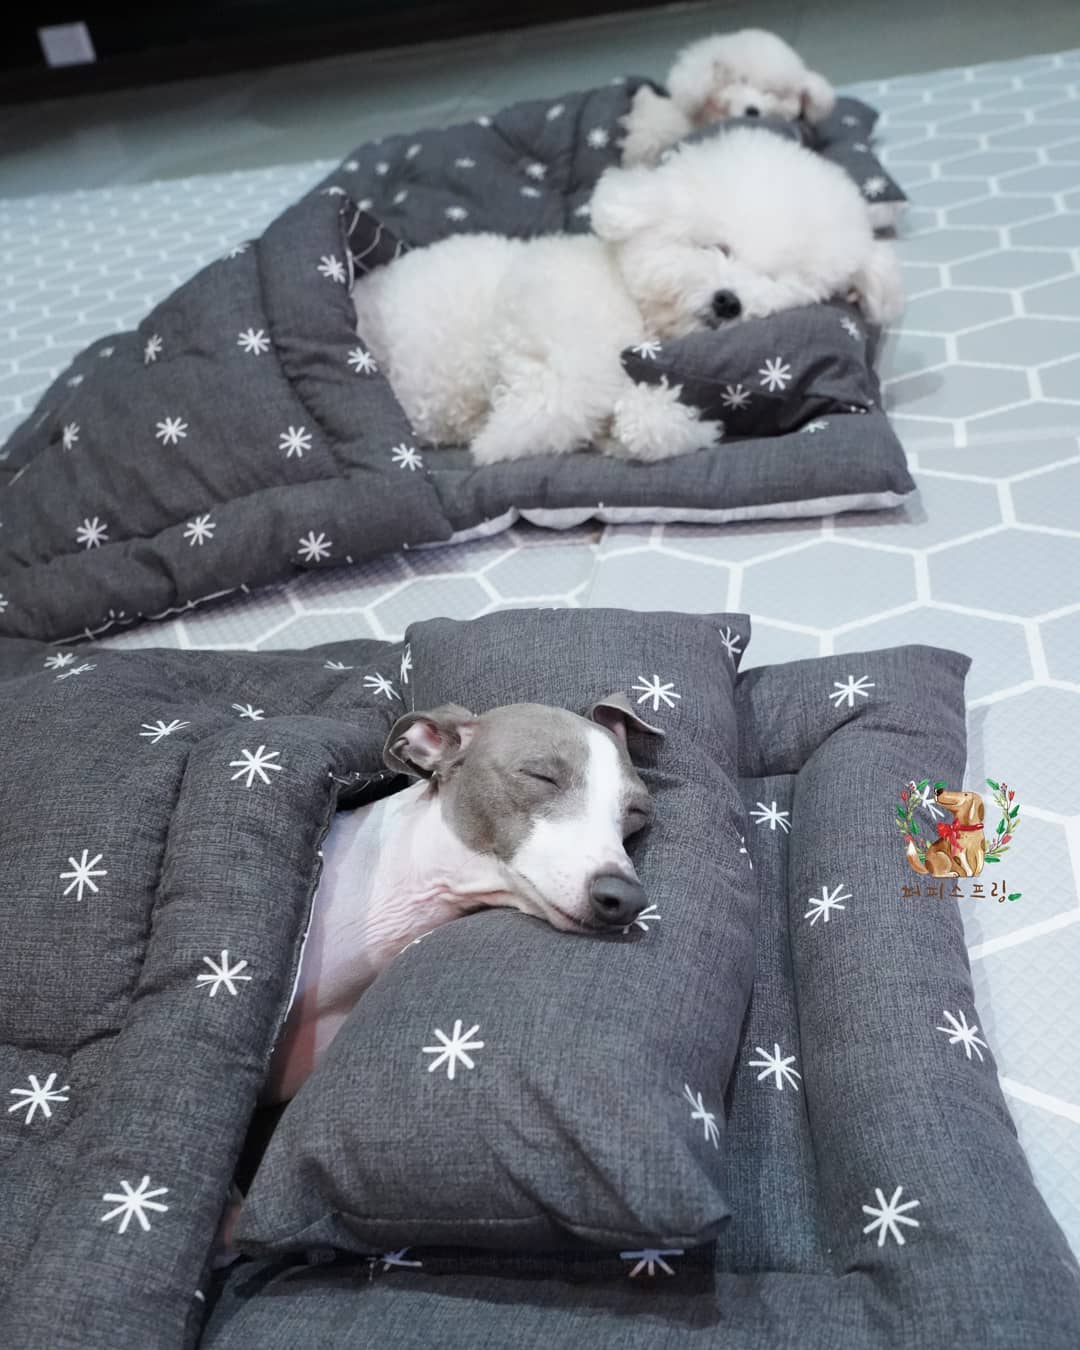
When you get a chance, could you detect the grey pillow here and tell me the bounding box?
[235,608,756,1255]
[620,299,881,438]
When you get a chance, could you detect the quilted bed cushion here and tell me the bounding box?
[235,611,754,1254]
[0,83,913,647]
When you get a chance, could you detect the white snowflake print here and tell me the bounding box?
[224,242,249,258]
[861,1186,921,1247]
[375,161,389,175]
[630,339,663,360]
[632,675,681,712]
[586,127,610,148]
[196,950,252,997]
[0,594,6,615]
[524,161,547,180]
[719,625,742,662]
[317,254,347,283]
[229,746,283,788]
[720,383,751,410]
[623,903,661,935]
[909,781,945,820]
[183,514,215,547]
[60,849,107,901]
[140,719,190,744]
[574,203,591,219]
[75,516,108,549]
[375,1249,423,1271]
[155,415,189,447]
[280,426,313,459]
[739,834,753,870]
[357,198,373,211]
[99,346,114,358]
[852,141,870,153]
[758,358,793,392]
[475,114,492,127]
[144,334,163,364]
[454,156,476,169]
[841,114,859,127]
[56,661,96,681]
[829,675,875,709]
[297,530,332,563]
[237,328,271,355]
[749,1043,802,1091]
[444,205,469,222]
[391,443,423,471]
[324,660,353,671]
[8,1072,70,1124]
[67,374,84,387]
[683,1084,720,1148]
[320,185,346,197]
[364,673,400,701]
[232,703,264,720]
[862,176,888,199]
[545,103,565,121]
[935,1010,988,1062]
[343,159,359,171]
[62,422,79,450]
[619,1249,683,1278]
[406,142,422,159]
[423,1021,484,1080]
[841,315,862,340]
[392,190,408,205]
[45,652,76,671]
[750,801,791,834]
[802,420,829,435]
[348,346,378,374]
[400,644,412,686]
[520,185,541,199]
[101,1176,170,1234]
[804,883,851,926]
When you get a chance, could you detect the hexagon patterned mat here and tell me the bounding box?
[2,48,1079,1256]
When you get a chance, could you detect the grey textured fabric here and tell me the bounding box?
[235,609,755,1255]
[0,85,913,647]
[202,642,1080,1349]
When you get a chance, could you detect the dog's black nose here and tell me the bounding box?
[589,873,648,928]
[712,289,742,321]
[745,105,760,117]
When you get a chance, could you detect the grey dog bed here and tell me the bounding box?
[1,608,1077,1350]
[0,83,913,646]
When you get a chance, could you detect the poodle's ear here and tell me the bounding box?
[800,70,836,123]
[668,37,732,120]
[852,240,905,327]
[589,164,663,242]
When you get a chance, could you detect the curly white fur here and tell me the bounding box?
[352,130,902,466]
[622,28,835,167]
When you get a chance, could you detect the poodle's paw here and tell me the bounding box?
[619,86,692,167]
[853,239,905,327]
[609,381,722,462]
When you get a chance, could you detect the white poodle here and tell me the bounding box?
[622,29,835,167]
[352,130,903,466]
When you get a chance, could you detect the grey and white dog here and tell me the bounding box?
[263,694,662,1102]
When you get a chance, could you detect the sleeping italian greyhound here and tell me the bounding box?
[262,693,662,1103]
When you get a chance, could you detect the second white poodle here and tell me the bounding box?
[352,130,903,466]
[622,29,836,167]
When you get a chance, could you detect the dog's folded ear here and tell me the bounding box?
[800,70,836,124]
[589,163,663,242]
[384,704,478,779]
[586,692,666,746]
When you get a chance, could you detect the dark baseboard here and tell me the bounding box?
[1,0,662,105]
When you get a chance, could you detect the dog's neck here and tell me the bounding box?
[262,782,513,1102]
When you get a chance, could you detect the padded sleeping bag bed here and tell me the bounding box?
[0,81,913,645]
[1,608,1077,1349]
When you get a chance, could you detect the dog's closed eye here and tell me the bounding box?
[704,243,732,256]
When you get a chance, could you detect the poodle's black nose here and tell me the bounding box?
[745,106,761,117]
[712,289,742,321]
